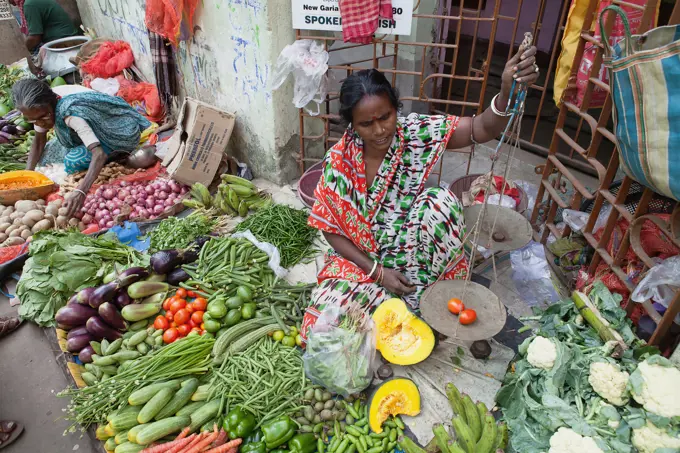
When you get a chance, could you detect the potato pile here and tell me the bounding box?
[0,199,86,247]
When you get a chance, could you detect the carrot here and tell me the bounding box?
[166,434,199,453]
[202,438,242,453]
[182,431,219,453]
[141,435,196,453]
[211,430,228,447]
[176,433,206,453]
[176,427,192,440]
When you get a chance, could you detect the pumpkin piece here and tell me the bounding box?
[368,378,421,433]
[372,298,435,365]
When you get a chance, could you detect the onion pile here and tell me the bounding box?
[75,179,188,228]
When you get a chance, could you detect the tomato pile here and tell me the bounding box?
[154,288,209,343]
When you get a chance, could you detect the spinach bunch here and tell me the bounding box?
[17,230,147,326]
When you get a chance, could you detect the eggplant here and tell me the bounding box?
[55,303,98,328]
[2,124,18,135]
[89,282,119,308]
[150,249,183,274]
[86,316,122,341]
[145,273,166,283]
[141,292,166,305]
[193,236,211,248]
[117,267,149,287]
[0,131,17,141]
[98,302,128,330]
[127,281,169,299]
[78,346,95,364]
[0,120,7,129]
[113,290,133,309]
[67,334,94,353]
[167,268,190,286]
[182,247,199,264]
[66,325,89,340]
[76,287,96,305]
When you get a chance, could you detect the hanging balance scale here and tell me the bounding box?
[420,32,536,349]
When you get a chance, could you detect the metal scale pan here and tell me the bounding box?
[464,204,532,253]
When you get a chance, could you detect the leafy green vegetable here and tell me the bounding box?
[17,230,148,326]
[148,214,215,252]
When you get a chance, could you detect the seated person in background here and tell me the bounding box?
[10,0,79,53]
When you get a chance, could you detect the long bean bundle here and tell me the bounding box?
[209,336,309,426]
[235,204,318,268]
[59,335,214,429]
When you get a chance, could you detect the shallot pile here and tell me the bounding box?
[75,179,188,228]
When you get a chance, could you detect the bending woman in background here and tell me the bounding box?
[12,79,151,217]
[302,45,540,339]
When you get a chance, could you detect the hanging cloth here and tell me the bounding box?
[338,0,393,44]
[148,31,177,110]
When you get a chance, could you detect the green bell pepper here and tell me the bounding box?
[223,407,257,439]
[288,433,318,453]
[261,415,296,449]
[240,430,265,453]
[269,450,290,453]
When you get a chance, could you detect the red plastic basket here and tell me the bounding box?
[448,173,528,213]
[298,161,324,208]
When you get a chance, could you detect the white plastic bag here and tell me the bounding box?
[631,256,680,309]
[231,230,287,278]
[271,40,329,116]
[511,241,561,306]
[303,302,376,397]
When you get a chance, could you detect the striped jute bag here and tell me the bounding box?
[601,6,680,201]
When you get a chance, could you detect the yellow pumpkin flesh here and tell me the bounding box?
[368,378,421,433]
[372,298,435,365]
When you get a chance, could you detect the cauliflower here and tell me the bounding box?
[527,336,557,370]
[588,362,630,406]
[548,427,604,453]
[629,357,680,418]
[632,421,680,453]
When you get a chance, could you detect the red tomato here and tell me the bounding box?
[177,324,191,336]
[170,322,177,328]
[191,310,204,325]
[185,304,195,314]
[165,311,174,322]
[459,309,477,325]
[447,298,465,315]
[174,309,190,326]
[162,298,172,311]
[153,315,169,330]
[192,297,207,311]
[188,319,197,329]
[191,327,201,334]
[176,288,188,299]
[200,322,205,331]
[169,299,187,313]
[163,328,179,344]
[187,290,197,298]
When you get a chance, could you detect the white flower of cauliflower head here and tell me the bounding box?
[632,422,680,453]
[630,359,680,418]
[588,362,630,406]
[548,427,604,453]
[527,336,557,370]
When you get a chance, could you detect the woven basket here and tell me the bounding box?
[448,173,528,213]
[298,161,324,209]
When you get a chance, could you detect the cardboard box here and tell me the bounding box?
[163,97,236,186]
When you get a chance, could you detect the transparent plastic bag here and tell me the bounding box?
[271,40,329,116]
[303,303,376,397]
[511,241,561,306]
[231,230,287,278]
[631,256,680,309]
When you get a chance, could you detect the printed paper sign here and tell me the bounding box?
[291,0,413,35]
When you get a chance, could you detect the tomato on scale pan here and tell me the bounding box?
[447,297,477,325]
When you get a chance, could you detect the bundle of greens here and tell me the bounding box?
[148,214,215,252]
[59,334,213,429]
[496,282,680,453]
[17,230,148,326]
[235,204,318,268]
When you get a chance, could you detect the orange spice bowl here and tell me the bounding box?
[0,170,56,205]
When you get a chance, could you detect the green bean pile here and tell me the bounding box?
[149,214,215,252]
[209,336,309,427]
[256,279,315,323]
[235,204,318,268]
[183,237,276,296]
[59,335,214,429]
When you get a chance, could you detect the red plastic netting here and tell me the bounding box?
[81,41,135,78]
[117,79,165,123]
[145,0,199,45]
[576,214,679,323]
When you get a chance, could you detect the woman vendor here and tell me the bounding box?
[302,45,540,338]
[12,78,152,217]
